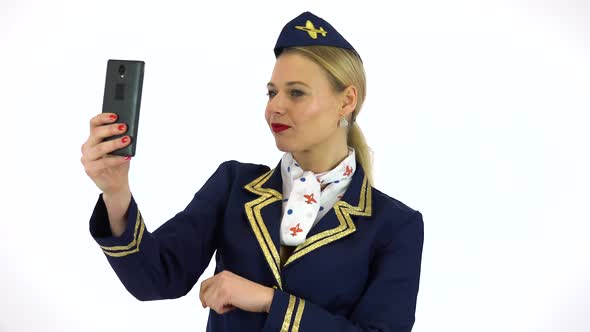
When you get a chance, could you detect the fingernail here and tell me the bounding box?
[125,156,131,160]
[109,114,117,120]
[121,136,129,143]
[118,124,125,131]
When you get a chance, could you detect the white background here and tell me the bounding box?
[1,0,588,331]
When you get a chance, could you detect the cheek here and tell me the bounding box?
[298,103,327,126]
[264,106,271,122]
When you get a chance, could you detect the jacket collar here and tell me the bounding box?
[243,158,372,289]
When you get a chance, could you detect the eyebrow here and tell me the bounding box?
[267,81,311,88]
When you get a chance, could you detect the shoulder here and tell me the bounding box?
[370,186,418,216]
[195,160,272,201]
[214,159,272,185]
[369,185,423,232]
[365,185,424,254]
[218,159,271,175]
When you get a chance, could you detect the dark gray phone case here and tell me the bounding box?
[101,59,144,156]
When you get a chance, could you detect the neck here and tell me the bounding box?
[292,138,350,174]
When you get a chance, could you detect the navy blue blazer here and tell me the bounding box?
[89,159,424,332]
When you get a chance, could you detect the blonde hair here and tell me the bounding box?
[282,46,375,186]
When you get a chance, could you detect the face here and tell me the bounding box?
[265,53,347,153]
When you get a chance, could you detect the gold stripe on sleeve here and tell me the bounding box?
[99,210,142,251]
[280,294,297,332]
[101,213,146,257]
[291,298,305,332]
[102,218,145,257]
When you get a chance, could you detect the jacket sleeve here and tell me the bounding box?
[262,210,424,332]
[89,161,233,301]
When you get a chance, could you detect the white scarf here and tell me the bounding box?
[279,146,356,246]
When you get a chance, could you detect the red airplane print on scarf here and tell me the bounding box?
[290,223,303,236]
[343,165,353,176]
[303,193,317,204]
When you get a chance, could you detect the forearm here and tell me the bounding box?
[90,188,221,300]
[103,188,131,237]
[89,161,232,301]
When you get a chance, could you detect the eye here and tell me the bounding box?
[266,90,277,98]
[290,89,304,97]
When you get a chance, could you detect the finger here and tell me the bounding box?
[201,285,215,309]
[200,278,213,308]
[84,135,131,162]
[90,121,128,145]
[202,279,226,312]
[90,112,118,130]
[200,284,208,308]
[87,122,128,150]
[209,282,231,313]
[217,304,236,315]
[87,113,123,147]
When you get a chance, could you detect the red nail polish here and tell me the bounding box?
[121,136,129,143]
[109,114,117,120]
[118,124,125,131]
[125,156,131,160]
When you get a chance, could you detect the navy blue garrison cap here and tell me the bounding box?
[274,11,361,61]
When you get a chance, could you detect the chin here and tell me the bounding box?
[275,140,316,155]
[274,138,300,154]
[274,140,293,153]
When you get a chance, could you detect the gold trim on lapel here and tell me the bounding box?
[284,174,372,267]
[244,168,284,289]
[243,162,373,283]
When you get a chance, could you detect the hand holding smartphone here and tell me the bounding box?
[101,59,144,156]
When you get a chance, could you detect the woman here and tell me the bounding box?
[81,11,424,332]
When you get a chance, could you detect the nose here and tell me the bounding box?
[266,92,287,115]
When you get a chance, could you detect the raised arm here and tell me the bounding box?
[89,161,233,301]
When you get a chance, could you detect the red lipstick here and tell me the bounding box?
[271,123,291,133]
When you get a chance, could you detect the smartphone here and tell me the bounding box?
[101,59,145,156]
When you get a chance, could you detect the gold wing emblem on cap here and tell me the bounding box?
[294,20,327,39]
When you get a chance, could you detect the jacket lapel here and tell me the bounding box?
[243,159,373,289]
[243,162,284,288]
[284,160,372,268]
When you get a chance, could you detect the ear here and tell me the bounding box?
[340,85,358,118]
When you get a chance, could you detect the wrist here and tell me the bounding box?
[264,287,275,313]
[103,187,131,200]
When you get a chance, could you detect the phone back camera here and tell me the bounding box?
[118,65,126,78]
